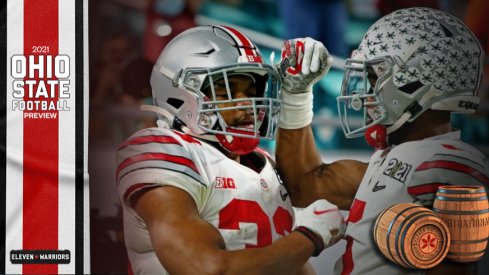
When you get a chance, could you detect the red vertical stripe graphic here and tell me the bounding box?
[23,0,59,274]
[220,26,263,63]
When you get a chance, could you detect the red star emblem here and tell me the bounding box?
[419,233,437,254]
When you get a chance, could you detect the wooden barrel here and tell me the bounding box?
[433,185,489,262]
[374,203,451,269]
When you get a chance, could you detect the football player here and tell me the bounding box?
[276,7,489,275]
[116,25,345,275]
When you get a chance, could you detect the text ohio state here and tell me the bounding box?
[10,55,71,113]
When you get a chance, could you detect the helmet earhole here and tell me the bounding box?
[167,98,184,109]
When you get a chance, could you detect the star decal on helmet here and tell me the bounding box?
[405,37,416,45]
[368,48,377,56]
[393,72,408,86]
[446,79,457,91]
[406,67,420,81]
[420,72,434,85]
[435,55,448,66]
[447,65,458,75]
[461,50,471,59]
[442,38,454,48]
[403,17,414,24]
[433,81,444,90]
[338,7,484,142]
[418,32,430,42]
[458,78,468,89]
[430,42,442,52]
[448,50,459,60]
[379,44,389,52]
[399,27,409,35]
[426,20,439,29]
[455,36,466,46]
[412,23,423,31]
[434,68,447,79]
[421,57,435,70]
[418,46,429,55]
[386,31,396,40]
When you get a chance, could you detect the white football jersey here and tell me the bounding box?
[334,131,489,275]
[116,127,293,275]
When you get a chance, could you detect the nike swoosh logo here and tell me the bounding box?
[372,181,386,192]
[313,209,335,215]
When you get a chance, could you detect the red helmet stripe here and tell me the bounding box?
[219,25,263,63]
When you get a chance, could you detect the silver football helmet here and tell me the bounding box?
[148,25,281,154]
[337,7,484,145]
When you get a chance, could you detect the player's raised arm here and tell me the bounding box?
[275,38,367,209]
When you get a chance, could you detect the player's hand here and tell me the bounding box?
[295,199,345,250]
[276,37,333,94]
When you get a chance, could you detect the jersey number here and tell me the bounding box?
[218,199,293,248]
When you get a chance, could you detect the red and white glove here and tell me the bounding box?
[276,37,333,129]
[294,199,345,256]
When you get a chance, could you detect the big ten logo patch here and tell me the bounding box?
[383,158,412,183]
[215,177,236,189]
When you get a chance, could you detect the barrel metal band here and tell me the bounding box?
[401,213,444,265]
[451,237,489,244]
[386,205,423,267]
[373,208,389,243]
[447,249,486,256]
[438,188,486,194]
[394,208,431,268]
[433,208,489,215]
[435,195,488,201]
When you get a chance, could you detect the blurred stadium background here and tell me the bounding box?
[88,0,489,273]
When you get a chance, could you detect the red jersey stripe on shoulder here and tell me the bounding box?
[407,183,446,196]
[117,153,200,177]
[346,198,366,223]
[172,130,202,145]
[415,160,489,187]
[118,135,182,150]
[442,144,463,150]
[123,183,152,202]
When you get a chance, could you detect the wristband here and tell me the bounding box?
[279,91,313,129]
[294,226,324,257]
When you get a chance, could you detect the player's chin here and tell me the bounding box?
[238,122,255,129]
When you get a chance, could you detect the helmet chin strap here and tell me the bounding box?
[141,104,219,140]
[365,88,442,150]
[141,104,174,123]
[141,105,258,155]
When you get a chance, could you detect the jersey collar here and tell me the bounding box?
[423,130,461,141]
